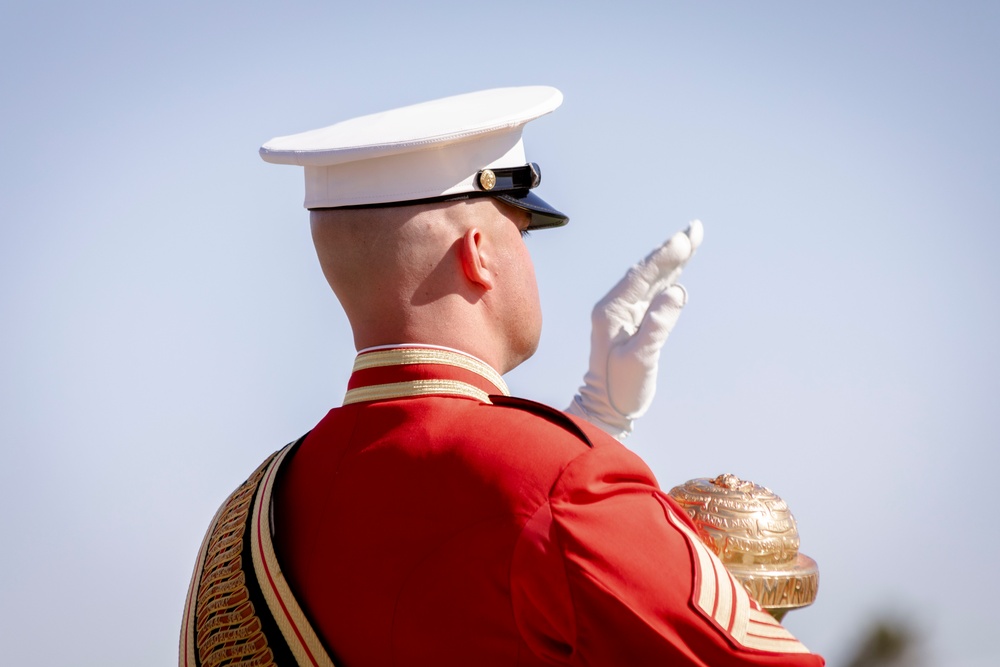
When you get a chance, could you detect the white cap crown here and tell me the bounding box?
[260,86,563,211]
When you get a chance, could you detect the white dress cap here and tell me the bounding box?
[259,86,566,226]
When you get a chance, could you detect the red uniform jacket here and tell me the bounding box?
[268,346,824,666]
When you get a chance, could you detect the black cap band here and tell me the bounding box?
[475,163,541,192]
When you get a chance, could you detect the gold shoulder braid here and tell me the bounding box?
[180,436,335,667]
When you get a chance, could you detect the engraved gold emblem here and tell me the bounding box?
[479,169,497,190]
[668,474,819,621]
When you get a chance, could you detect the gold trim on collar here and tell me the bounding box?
[352,348,509,396]
[344,379,492,406]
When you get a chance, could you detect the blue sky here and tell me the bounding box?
[2,2,998,665]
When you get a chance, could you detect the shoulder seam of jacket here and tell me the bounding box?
[487,395,594,448]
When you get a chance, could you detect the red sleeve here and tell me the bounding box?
[510,439,825,667]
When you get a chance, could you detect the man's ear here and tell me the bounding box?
[459,227,494,291]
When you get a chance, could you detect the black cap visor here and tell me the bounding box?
[320,189,569,230]
[493,190,569,230]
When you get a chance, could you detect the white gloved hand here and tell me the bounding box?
[566,220,703,440]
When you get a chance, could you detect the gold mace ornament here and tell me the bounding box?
[667,474,819,621]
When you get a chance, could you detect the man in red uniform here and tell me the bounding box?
[181,87,825,666]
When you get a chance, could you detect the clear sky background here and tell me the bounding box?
[2,2,998,665]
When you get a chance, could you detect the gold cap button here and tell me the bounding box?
[479,169,496,190]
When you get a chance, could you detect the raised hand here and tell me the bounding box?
[566,220,703,439]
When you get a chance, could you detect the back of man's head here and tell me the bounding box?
[310,198,541,373]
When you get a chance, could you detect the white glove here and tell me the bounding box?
[566,220,703,440]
